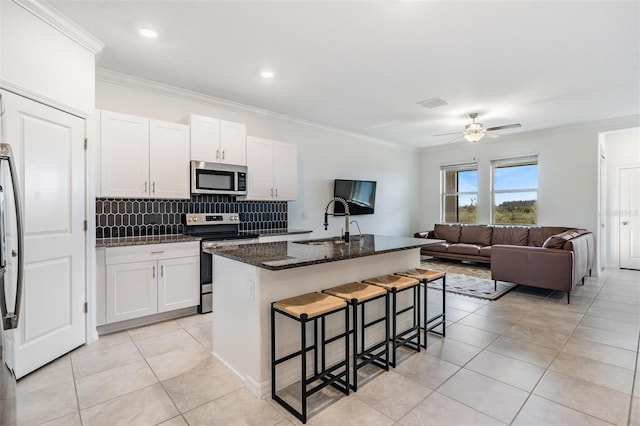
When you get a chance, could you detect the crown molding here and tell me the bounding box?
[95,68,416,151]
[14,0,105,55]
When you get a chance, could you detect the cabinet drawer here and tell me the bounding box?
[106,241,199,265]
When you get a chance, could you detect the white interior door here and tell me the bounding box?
[620,166,640,270]
[1,90,86,379]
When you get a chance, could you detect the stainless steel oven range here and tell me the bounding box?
[183,213,258,313]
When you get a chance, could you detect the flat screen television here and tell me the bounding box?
[333,179,377,215]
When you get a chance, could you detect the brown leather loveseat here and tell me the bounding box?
[415,224,594,303]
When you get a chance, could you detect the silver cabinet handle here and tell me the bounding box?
[222,150,225,161]
[11,250,17,257]
[152,181,156,194]
[216,149,220,160]
[160,265,164,277]
[152,265,156,278]
[622,221,629,225]
[144,181,148,194]
[275,188,278,198]
[150,250,164,254]
[270,188,273,197]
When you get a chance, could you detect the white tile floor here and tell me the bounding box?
[1,267,639,425]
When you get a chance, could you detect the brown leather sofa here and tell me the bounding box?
[415,224,594,303]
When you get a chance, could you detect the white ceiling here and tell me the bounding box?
[51,0,640,148]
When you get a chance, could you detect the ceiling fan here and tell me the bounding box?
[434,113,521,143]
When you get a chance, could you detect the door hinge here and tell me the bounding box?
[84,138,87,150]
[83,220,87,231]
[83,302,88,313]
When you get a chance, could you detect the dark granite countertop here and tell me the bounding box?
[240,228,313,237]
[96,234,201,248]
[205,234,443,271]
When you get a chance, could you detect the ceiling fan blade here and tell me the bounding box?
[445,135,464,144]
[485,123,521,132]
[433,131,462,137]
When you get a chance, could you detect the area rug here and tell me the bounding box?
[420,258,516,300]
[420,258,491,280]
[423,273,516,300]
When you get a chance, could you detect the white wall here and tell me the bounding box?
[418,116,640,241]
[0,1,99,116]
[95,75,421,237]
[602,127,640,268]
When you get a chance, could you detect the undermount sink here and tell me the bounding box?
[294,237,348,246]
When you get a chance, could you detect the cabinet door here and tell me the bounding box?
[189,114,220,163]
[106,261,157,323]
[157,257,199,313]
[149,119,190,199]
[100,111,149,197]
[220,120,247,165]
[274,142,298,200]
[246,136,275,200]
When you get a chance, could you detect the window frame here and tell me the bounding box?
[440,162,478,224]
[490,155,539,225]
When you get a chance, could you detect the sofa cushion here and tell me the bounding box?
[447,244,481,256]
[528,227,570,247]
[542,229,590,249]
[491,226,529,246]
[460,225,492,246]
[479,246,492,257]
[433,224,461,243]
[424,242,449,253]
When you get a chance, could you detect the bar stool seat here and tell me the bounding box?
[324,282,387,303]
[271,292,350,424]
[324,282,389,391]
[396,268,447,343]
[364,274,420,291]
[274,292,348,319]
[363,274,421,367]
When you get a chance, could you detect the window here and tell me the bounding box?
[491,156,539,225]
[441,163,478,223]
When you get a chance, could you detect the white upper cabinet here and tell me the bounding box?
[220,120,247,165]
[273,142,298,200]
[100,111,150,198]
[246,136,274,200]
[189,114,220,163]
[149,120,190,199]
[246,136,297,201]
[188,114,247,165]
[100,110,190,199]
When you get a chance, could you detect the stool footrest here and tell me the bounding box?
[306,367,349,397]
[274,344,318,366]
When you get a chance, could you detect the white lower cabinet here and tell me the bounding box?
[100,242,199,325]
[106,260,157,323]
[157,256,200,313]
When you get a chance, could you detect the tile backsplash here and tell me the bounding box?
[96,195,288,238]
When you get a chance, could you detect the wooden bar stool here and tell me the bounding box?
[362,274,420,367]
[397,268,446,345]
[271,292,350,424]
[323,282,389,391]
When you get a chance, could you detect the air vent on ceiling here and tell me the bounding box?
[417,97,448,109]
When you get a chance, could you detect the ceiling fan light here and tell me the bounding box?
[466,122,483,132]
[464,132,485,143]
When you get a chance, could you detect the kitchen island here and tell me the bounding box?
[206,234,441,397]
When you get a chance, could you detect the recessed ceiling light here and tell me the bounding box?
[260,71,274,78]
[139,28,158,38]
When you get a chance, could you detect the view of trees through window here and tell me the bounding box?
[492,159,539,225]
[442,165,477,223]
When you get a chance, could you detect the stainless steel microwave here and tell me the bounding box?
[190,161,247,195]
